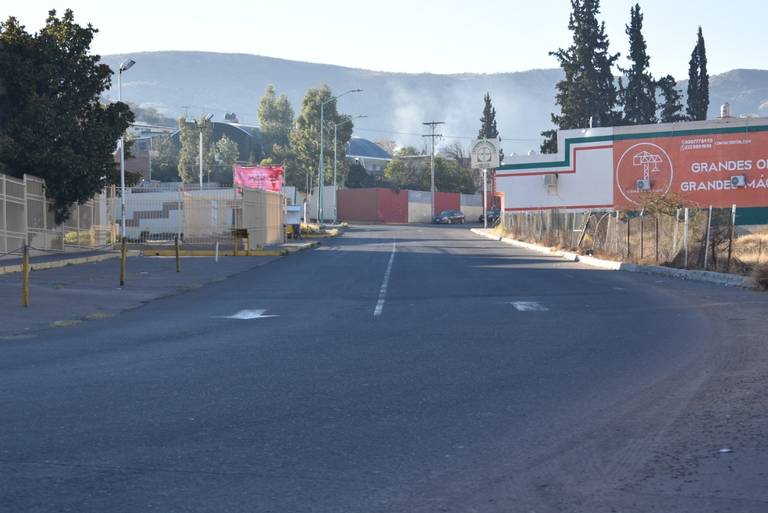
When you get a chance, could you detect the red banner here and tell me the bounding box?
[233,165,284,192]
[614,131,768,209]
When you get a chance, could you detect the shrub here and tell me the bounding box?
[751,265,768,291]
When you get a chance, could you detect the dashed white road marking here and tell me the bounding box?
[215,309,278,320]
[511,301,549,312]
[374,240,397,317]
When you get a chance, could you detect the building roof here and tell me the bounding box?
[347,138,392,160]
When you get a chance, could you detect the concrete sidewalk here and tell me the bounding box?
[0,250,301,338]
[0,249,120,275]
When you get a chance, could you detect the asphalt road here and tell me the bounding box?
[2,224,767,513]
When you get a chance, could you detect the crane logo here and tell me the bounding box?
[615,143,674,205]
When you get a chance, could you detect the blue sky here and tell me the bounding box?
[5,1,766,77]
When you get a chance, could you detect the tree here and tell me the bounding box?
[620,4,656,125]
[374,139,397,156]
[211,135,239,185]
[478,93,504,162]
[542,0,620,153]
[177,117,214,184]
[0,10,133,222]
[258,85,294,158]
[288,85,354,192]
[383,158,423,190]
[427,157,476,194]
[686,27,709,121]
[345,161,372,188]
[224,112,239,123]
[657,75,686,122]
[151,135,180,182]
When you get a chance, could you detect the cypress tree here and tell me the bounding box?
[542,0,620,153]
[478,93,503,163]
[657,75,686,122]
[620,4,656,125]
[686,27,709,120]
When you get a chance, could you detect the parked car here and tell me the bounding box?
[479,207,501,225]
[433,209,466,224]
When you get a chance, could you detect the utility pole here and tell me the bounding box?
[422,121,445,218]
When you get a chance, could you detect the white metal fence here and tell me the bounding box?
[119,183,285,248]
[1,173,68,255]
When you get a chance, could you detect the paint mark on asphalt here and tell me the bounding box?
[511,301,549,312]
[374,240,397,317]
[215,309,278,320]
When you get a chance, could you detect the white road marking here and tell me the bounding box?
[511,301,549,312]
[374,241,397,317]
[215,309,278,320]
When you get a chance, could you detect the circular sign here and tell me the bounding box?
[615,142,674,206]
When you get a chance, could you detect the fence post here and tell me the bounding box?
[684,208,690,269]
[727,204,736,272]
[22,243,30,308]
[640,214,644,261]
[626,216,631,260]
[704,205,713,270]
[175,235,181,273]
[120,238,127,287]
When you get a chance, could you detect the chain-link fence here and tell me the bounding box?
[502,208,766,274]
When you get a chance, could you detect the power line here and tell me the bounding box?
[355,126,541,142]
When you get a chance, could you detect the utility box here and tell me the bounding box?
[285,205,302,225]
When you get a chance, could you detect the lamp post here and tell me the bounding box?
[318,88,362,224]
[118,58,136,239]
[194,114,214,190]
[332,115,366,224]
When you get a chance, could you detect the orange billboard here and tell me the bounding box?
[613,131,768,209]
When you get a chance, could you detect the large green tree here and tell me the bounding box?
[288,85,353,192]
[257,85,294,158]
[0,10,133,221]
[686,27,709,121]
[657,75,686,122]
[478,92,504,163]
[542,0,620,153]
[211,134,239,185]
[177,117,214,184]
[620,4,656,125]
[149,135,180,182]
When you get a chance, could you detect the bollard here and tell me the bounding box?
[246,234,251,256]
[120,238,127,287]
[215,241,219,263]
[175,236,181,273]
[22,244,30,308]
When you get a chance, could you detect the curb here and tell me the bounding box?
[144,241,320,258]
[144,249,289,257]
[471,228,750,288]
[0,252,120,275]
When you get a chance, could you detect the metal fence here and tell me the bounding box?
[1,173,287,256]
[1,173,65,255]
[119,183,285,248]
[502,207,766,274]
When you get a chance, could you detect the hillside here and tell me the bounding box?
[101,52,768,155]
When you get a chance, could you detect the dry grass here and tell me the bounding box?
[733,230,768,267]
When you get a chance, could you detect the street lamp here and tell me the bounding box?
[194,114,214,190]
[318,88,362,224]
[331,115,366,224]
[118,58,136,239]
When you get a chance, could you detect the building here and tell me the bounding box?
[495,114,768,223]
[346,137,392,176]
